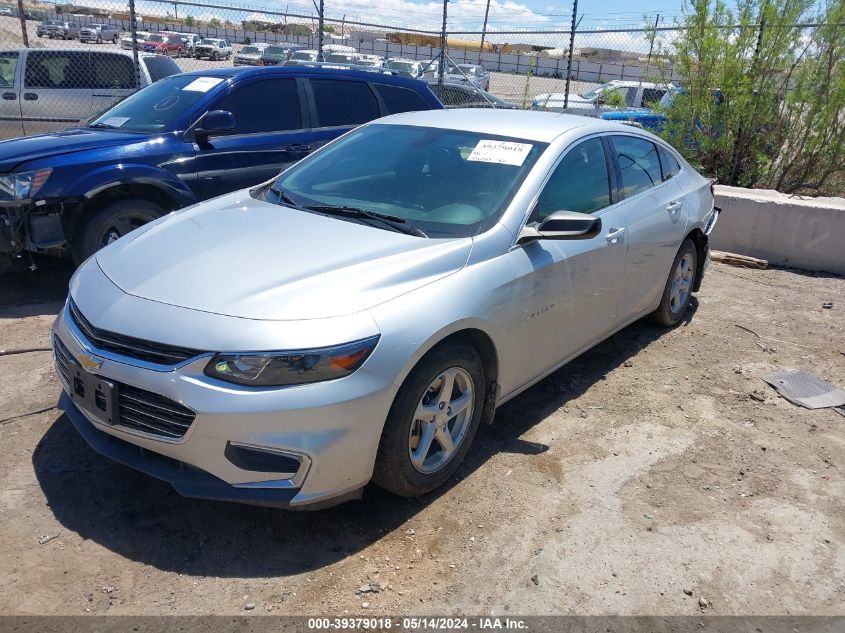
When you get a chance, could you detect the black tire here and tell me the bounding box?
[211,51,218,61]
[112,35,118,44]
[373,342,486,497]
[650,238,698,327]
[72,198,164,264]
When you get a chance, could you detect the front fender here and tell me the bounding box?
[70,163,196,209]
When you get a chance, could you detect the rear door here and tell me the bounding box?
[0,51,23,139]
[305,77,382,149]
[608,134,688,320]
[90,52,136,117]
[21,50,93,135]
[193,76,313,200]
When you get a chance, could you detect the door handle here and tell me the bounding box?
[667,200,683,213]
[2,92,16,100]
[23,93,38,101]
[285,143,312,152]
[606,227,626,243]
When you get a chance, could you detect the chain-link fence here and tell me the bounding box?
[0,1,837,143]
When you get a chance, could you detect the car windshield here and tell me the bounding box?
[291,51,314,60]
[87,74,222,133]
[147,34,165,42]
[457,65,479,76]
[579,82,615,100]
[387,60,418,73]
[264,124,547,238]
[200,39,218,45]
[241,46,260,54]
[265,46,288,55]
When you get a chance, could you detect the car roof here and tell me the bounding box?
[376,109,650,143]
[176,64,430,87]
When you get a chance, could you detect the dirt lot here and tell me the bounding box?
[0,258,843,616]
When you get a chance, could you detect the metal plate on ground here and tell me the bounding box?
[763,369,845,409]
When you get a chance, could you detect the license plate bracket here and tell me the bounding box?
[67,357,118,425]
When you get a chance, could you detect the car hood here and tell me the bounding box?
[0,128,150,172]
[95,191,473,321]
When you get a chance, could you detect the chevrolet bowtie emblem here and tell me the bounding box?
[78,350,103,373]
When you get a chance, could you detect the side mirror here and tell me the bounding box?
[517,210,602,244]
[194,110,235,142]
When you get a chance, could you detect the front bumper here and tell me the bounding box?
[52,282,398,509]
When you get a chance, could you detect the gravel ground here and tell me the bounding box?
[0,257,842,616]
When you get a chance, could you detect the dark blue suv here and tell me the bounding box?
[0,66,442,266]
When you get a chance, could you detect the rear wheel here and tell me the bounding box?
[112,34,118,44]
[211,51,218,61]
[373,343,485,497]
[72,198,164,264]
[650,238,698,326]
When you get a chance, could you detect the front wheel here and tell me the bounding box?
[651,238,698,326]
[112,34,118,44]
[373,343,485,497]
[72,198,164,264]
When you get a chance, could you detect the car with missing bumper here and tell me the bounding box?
[37,19,80,39]
[53,110,718,509]
[0,66,441,266]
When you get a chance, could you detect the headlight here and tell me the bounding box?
[204,335,380,387]
[0,168,52,200]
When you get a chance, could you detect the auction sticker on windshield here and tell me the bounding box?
[183,77,224,92]
[467,140,533,166]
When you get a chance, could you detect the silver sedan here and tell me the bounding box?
[53,110,718,509]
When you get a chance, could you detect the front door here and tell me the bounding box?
[193,77,314,200]
[21,50,93,136]
[501,136,629,388]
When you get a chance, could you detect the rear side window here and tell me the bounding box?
[375,84,429,114]
[611,135,662,197]
[310,79,379,127]
[641,88,667,105]
[91,54,134,89]
[142,55,180,82]
[25,51,91,89]
[658,145,681,181]
[215,78,302,134]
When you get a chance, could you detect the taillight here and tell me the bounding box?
[710,178,717,197]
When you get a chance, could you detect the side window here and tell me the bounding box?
[612,135,662,197]
[532,137,611,222]
[91,54,134,89]
[0,51,18,88]
[375,84,429,114]
[608,86,635,107]
[310,79,379,127]
[142,55,180,82]
[658,145,681,181]
[642,88,667,106]
[24,51,91,89]
[215,79,302,134]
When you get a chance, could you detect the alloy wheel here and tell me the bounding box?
[670,253,695,314]
[408,367,474,474]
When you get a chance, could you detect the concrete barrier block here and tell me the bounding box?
[711,185,845,275]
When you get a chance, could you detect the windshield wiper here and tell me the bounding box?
[87,122,121,130]
[306,204,427,238]
[267,184,302,209]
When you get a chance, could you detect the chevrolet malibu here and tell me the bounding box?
[53,110,719,509]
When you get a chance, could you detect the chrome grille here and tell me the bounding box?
[54,336,196,440]
[69,300,202,365]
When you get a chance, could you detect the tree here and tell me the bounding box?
[185,15,196,27]
[655,0,844,195]
[208,17,221,28]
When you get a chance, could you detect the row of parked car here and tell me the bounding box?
[37,19,120,44]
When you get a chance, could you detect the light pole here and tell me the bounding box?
[478,0,491,65]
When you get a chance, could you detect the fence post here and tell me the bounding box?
[16,0,28,48]
[438,0,448,87]
[478,0,491,64]
[563,0,578,109]
[128,0,141,90]
[317,0,324,60]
